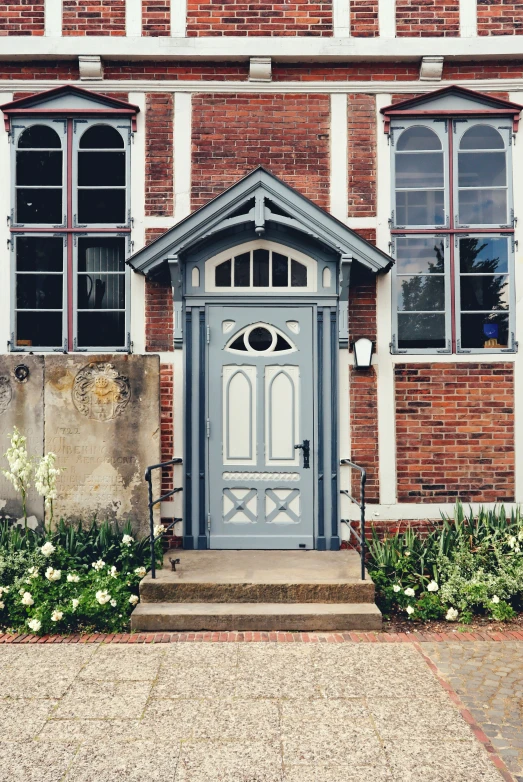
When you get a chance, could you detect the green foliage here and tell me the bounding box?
[368,502,523,623]
[0,518,162,635]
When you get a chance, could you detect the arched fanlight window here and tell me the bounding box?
[226,323,296,355]
[77,124,126,224]
[215,248,308,289]
[16,125,63,224]
[458,125,507,226]
[395,125,445,227]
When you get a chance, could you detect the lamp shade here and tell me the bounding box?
[353,337,373,369]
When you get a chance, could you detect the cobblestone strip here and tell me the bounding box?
[1,630,523,643]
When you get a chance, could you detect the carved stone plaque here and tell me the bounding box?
[72,362,131,422]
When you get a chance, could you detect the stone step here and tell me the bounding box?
[130,602,382,632]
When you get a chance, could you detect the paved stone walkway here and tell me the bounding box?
[0,641,511,781]
[422,641,523,782]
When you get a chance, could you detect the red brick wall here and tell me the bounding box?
[350,368,379,503]
[186,0,333,35]
[348,94,376,218]
[477,1,523,35]
[0,1,44,35]
[396,0,460,36]
[142,0,170,36]
[144,230,173,354]
[350,0,379,36]
[145,93,174,217]
[0,63,80,79]
[395,363,515,503]
[348,265,377,346]
[272,63,419,81]
[191,93,330,209]
[104,61,249,80]
[62,0,126,35]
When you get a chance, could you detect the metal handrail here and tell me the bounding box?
[145,458,183,579]
[340,459,366,581]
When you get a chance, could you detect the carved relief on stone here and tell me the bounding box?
[72,363,131,422]
[0,377,12,415]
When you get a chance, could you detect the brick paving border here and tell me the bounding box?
[0,630,522,643]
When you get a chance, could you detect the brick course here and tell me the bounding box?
[272,63,419,81]
[348,265,377,346]
[477,0,523,35]
[191,93,330,209]
[396,0,460,36]
[349,368,379,503]
[0,1,44,36]
[186,0,333,36]
[350,0,379,36]
[104,61,249,80]
[348,94,376,218]
[145,93,174,217]
[395,363,515,503]
[142,0,170,36]
[62,0,126,35]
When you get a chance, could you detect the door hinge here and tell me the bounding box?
[206,419,210,438]
[207,513,211,531]
[206,325,210,344]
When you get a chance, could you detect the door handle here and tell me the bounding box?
[294,439,310,469]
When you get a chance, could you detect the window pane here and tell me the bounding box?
[396,153,444,189]
[78,152,126,187]
[272,253,288,286]
[16,188,62,224]
[458,189,507,225]
[18,125,61,149]
[396,237,445,274]
[398,313,446,350]
[234,252,250,287]
[16,236,63,272]
[460,275,509,312]
[460,125,504,150]
[459,237,508,274]
[78,237,125,272]
[253,249,269,286]
[16,151,62,186]
[396,190,445,226]
[396,126,442,151]
[16,311,62,348]
[78,189,126,224]
[458,152,506,188]
[80,125,124,149]
[398,276,445,312]
[291,259,307,287]
[77,312,125,348]
[215,259,231,287]
[460,313,509,349]
[17,275,62,309]
[248,327,273,351]
[78,274,125,310]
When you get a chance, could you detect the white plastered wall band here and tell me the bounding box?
[334,0,351,37]
[460,0,477,37]
[378,0,395,38]
[126,0,142,37]
[44,0,62,37]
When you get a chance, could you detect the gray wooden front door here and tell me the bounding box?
[208,305,315,549]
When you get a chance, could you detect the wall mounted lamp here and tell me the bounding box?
[353,338,374,369]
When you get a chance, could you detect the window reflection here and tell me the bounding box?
[16,125,63,225]
[395,126,445,227]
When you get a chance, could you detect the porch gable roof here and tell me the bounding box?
[127,167,393,276]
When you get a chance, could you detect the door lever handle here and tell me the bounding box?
[294,439,310,469]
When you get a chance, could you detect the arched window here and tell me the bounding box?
[458,125,507,226]
[395,125,445,227]
[77,124,126,225]
[16,125,63,224]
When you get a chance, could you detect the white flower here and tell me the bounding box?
[108,566,118,579]
[92,559,105,571]
[446,607,459,622]
[122,534,134,547]
[95,590,111,605]
[51,610,63,622]
[27,618,41,633]
[21,592,34,606]
[153,524,164,538]
[406,605,415,616]
[19,588,26,596]
[45,567,61,582]
[404,587,415,598]
[427,580,439,593]
[67,573,80,583]
[134,567,146,578]
[110,599,117,607]
[404,551,410,557]
[27,567,39,578]
[41,542,55,557]
[129,594,139,606]
[0,601,4,610]
[71,599,79,611]
[0,586,9,596]
[392,585,401,593]
[491,595,500,604]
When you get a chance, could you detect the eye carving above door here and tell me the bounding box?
[225,323,296,355]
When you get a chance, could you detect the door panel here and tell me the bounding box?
[208,305,314,549]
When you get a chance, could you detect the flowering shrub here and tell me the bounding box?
[368,503,523,623]
[0,518,162,635]
[2,428,33,528]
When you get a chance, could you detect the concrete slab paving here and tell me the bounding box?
[0,640,512,782]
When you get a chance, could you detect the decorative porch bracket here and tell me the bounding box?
[168,255,183,348]
[338,255,352,349]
